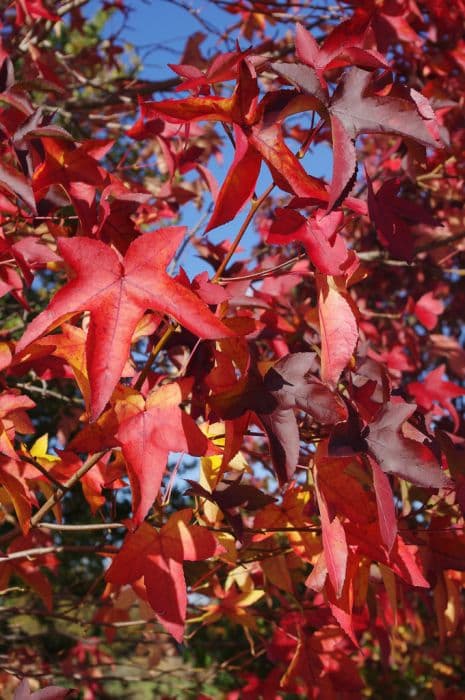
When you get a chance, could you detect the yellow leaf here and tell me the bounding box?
[30,434,59,463]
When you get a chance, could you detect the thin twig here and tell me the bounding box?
[212,183,275,282]
[36,522,125,532]
[20,454,71,493]
[218,253,306,283]
[12,381,84,405]
[30,450,108,527]
[0,544,118,563]
[133,321,177,391]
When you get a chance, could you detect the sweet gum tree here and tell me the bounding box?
[0,0,465,696]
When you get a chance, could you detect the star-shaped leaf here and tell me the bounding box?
[329,400,451,488]
[16,229,233,419]
[115,379,220,526]
[105,511,223,641]
[210,352,347,484]
[271,63,441,210]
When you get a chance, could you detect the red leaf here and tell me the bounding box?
[106,513,221,641]
[391,536,429,588]
[366,402,450,488]
[205,125,261,232]
[11,237,61,285]
[0,458,33,533]
[0,161,36,213]
[32,137,107,193]
[146,95,236,125]
[248,119,327,201]
[370,456,397,553]
[366,175,438,261]
[407,364,463,431]
[149,62,327,203]
[210,353,347,484]
[268,207,357,275]
[144,554,186,642]
[315,469,348,599]
[16,230,233,419]
[116,381,219,525]
[271,62,441,210]
[295,18,388,88]
[13,678,74,699]
[414,291,444,330]
[14,0,58,24]
[317,275,358,388]
[160,508,222,561]
[330,400,451,489]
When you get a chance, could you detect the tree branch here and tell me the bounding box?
[0,544,118,563]
[37,522,125,532]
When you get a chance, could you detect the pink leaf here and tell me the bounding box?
[317,275,358,388]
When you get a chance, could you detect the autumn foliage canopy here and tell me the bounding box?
[1,0,465,696]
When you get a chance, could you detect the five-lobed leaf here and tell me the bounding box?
[116,380,220,526]
[105,511,222,641]
[210,352,347,484]
[366,402,450,488]
[16,228,233,420]
[270,62,441,210]
[329,400,451,489]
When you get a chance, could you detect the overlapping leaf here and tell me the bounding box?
[146,59,327,230]
[295,17,388,88]
[268,208,358,275]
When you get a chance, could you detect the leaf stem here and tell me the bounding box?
[218,253,306,283]
[212,182,275,282]
[133,321,177,391]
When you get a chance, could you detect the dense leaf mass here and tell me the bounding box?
[0,0,465,697]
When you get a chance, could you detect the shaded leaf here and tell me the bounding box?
[210,353,346,483]
[271,62,441,210]
[370,456,396,553]
[330,400,451,489]
[314,462,348,599]
[366,402,450,488]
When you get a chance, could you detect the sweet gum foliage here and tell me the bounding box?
[1,0,465,697]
